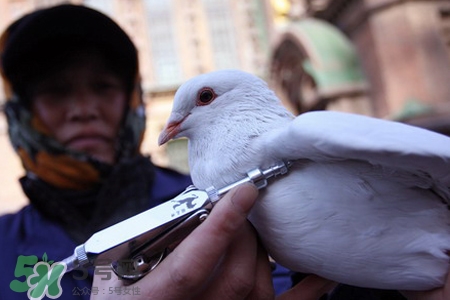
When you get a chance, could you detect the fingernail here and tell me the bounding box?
[231,183,258,214]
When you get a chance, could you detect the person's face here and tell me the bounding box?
[30,51,128,164]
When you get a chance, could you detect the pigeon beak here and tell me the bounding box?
[158,115,187,145]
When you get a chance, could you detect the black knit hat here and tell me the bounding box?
[0,4,138,100]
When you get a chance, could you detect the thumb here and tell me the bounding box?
[277,275,337,300]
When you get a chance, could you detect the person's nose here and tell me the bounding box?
[66,88,99,122]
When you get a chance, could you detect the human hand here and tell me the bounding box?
[91,183,336,300]
[401,270,450,300]
[278,275,337,300]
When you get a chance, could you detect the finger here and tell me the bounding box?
[137,183,259,299]
[197,222,260,300]
[277,274,337,300]
[245,239,276,300]
[401,289,444,300]
[90,267,125,300]
[401,269,449,300]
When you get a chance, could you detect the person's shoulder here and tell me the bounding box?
[151,165,192,200]
[0,205,81,300]
[0,205,36,232]
[0,204,66,240]
[153,165,192,188]
[0,205,38,253]
[154,165,191,183]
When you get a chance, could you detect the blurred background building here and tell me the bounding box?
[1,0,449,213]
[270,0,450,134]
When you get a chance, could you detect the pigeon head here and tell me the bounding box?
[158,69,289,145]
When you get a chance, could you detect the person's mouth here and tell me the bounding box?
[65,134,112,150]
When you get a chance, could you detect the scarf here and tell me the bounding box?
[21,155,155,243]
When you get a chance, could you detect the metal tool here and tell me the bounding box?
[61,161,292,280]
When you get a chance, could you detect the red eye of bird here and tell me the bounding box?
[196,88,216,106]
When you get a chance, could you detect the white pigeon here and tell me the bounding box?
[158,69,450,291]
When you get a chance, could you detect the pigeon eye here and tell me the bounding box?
[196,88,216,106]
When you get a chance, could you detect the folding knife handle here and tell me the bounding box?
[111,207,211,280]
[61,161,292,281]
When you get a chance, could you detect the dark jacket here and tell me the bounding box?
[0,167,192,300]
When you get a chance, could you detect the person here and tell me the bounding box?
[0,4,448,300]
[0,4,331,300]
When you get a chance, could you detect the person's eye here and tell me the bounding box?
[34,83,71,98]
[93,79,123,93]
[94,81,112,90]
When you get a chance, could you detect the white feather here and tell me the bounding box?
[160,69,450,290]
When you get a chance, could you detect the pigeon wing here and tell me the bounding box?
[261,111,450,192]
